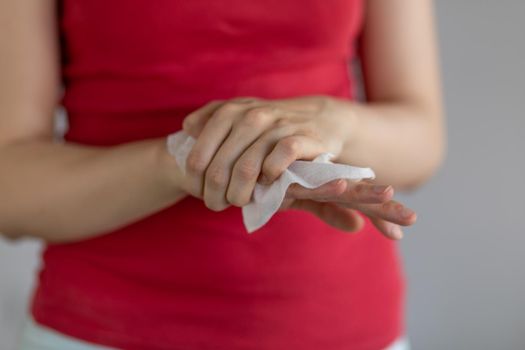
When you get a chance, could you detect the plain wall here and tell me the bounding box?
[1,1,524,349]
[400,0,525,348]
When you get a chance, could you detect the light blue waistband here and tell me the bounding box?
[18,317,410,350]
[18,317,115,350]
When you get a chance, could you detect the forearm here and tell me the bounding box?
[0,137,186,243]
[335,99,445,190]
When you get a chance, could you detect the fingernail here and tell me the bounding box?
[373,185,389,194]
[389,226,404,240]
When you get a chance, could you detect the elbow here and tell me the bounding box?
[403,133,447,192]
[403,104,447,191]
[0,225,75,244]
[0,228,26,242]
[0,217,33,242]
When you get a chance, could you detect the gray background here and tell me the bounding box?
[1,1,524,349]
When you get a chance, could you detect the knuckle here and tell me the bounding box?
[381,201,396,213]
[226,191,250,207]
[186,152,207,174]
[214,103,238,120]
[234,159,260,181]
[262,160,283,180]
[223,101,243,112]
[353,183,366,193]
[278,137,301,158]
[182,114,195,129]
[242,107,273,127]
[206,165,229,188]
[351,183,369,198]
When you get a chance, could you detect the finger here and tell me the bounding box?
[225,123,297,206]
[340,182,394,204]
[288,180,393,204]
[285,179,348,202]
[370,217,404,240]
[288,200,365,232]
[261,134,325,184]
[182,100,225,138]
[348,200,417,227]
[185,102,247,197]
[203,106,277,210]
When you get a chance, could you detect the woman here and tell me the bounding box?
[0,0,444,349]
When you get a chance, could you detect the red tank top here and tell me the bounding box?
[32,1,405,349]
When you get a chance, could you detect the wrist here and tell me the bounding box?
[153,137,187,199]
[328,96,361,163]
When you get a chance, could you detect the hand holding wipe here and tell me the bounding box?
[167,131,376,233]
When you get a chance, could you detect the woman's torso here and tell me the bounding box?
[31,1,406,349]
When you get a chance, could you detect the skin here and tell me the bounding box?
[0,0,443,243]
[180,96,418,239]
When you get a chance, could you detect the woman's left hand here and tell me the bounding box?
[182,95,352,209]
[281,178,416,240]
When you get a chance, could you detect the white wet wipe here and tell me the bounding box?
[167,131,375,233]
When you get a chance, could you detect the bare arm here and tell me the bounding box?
[337,0,445,189]
[0,0,185,243]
